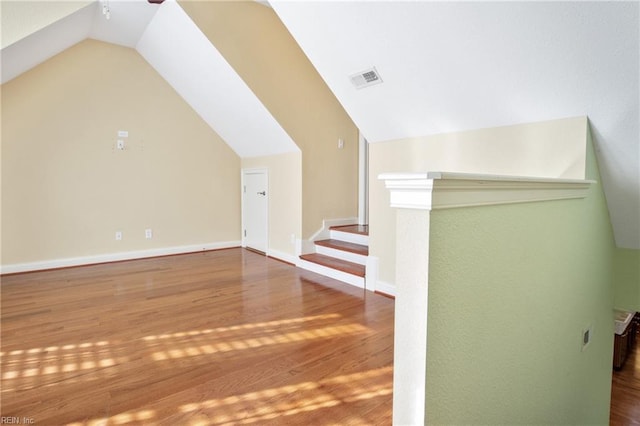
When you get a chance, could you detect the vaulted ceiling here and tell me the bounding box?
[1,0,638,249]
[270,1,639,250]
[1,0,298,158]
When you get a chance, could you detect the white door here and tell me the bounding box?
[242,169,268,254]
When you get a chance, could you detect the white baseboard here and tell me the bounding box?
[0,241,241,275]
[366,257,395,296]
[374,280,396,297]
[267,248,298,265]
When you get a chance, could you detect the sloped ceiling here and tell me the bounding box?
[0,0,299,158]
[2,1,638,249]
[270,1,640,249]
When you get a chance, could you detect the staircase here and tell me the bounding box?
[299,225,369,288]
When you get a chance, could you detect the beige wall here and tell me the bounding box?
[180,0,359,238]
[370,117,588,287]
[1,39,240,267]
[242,152,302,261]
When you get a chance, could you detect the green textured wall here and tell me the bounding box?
[424,128,615,424]
[613,248,640,312]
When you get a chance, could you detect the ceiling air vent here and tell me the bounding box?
[350,67,383,89]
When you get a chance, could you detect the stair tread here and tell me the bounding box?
[315,239,369,256]
[330,224,369,236]
[299,253,365,277]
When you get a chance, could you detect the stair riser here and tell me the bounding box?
[329,230,369,245]
[315,245,367,265]
[298,259,365,288]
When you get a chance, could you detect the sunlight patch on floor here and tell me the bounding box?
[0,314,370,392]
[150,323,369,361]
[141,313,342,342]
[177,366,393,425]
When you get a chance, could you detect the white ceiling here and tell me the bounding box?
[136,0,298,157]
[1,0,638,249]
[270,1,640,249]
[0,0,299,158]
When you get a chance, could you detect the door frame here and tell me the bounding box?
[241,168,269,254]
[358,132,369,225]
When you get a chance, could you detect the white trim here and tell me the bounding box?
[0,241,241,275]
[365,255,379,292]
[379,171,594,210]
[302,217,359,254]
[366,256,396,296]
[308,217,359,241]
[297,258,365,288]
[315,245,367,265]
[374,280,396,297]
[358,132,369,225]
[329,229,369,246]
[267,248,298,265]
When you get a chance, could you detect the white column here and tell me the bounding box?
[380,173,434,426]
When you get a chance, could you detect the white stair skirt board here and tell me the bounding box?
[301,217,359,254]
[329,229,369,246]
[309,217,360,240]
[315,245,368,265]
[267,248,298,265]
[297,258,365,288]
[1,241,241,275]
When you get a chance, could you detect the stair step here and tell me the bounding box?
[315,239,369,256]
[330,224,369,236]
[329,225,369,246]
[299,254,365,277]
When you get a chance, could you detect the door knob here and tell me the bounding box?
[257,191,266,196]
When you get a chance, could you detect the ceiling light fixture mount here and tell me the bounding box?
[101,0,110,20]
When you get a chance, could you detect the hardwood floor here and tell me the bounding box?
[1,249,394,425]
[611,330,640,425]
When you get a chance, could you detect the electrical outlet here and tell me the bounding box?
[581,324,592,351]
[115,231,122,241]
[145,229,153,239]
[116,139,125,150]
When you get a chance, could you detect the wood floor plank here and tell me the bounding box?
[610,331,640,425]
[330,225,369,236]
[1,248,394,425]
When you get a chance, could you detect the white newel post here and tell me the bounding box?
[380,173,435,426]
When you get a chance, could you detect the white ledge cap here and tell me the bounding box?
[379,171,594,210]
